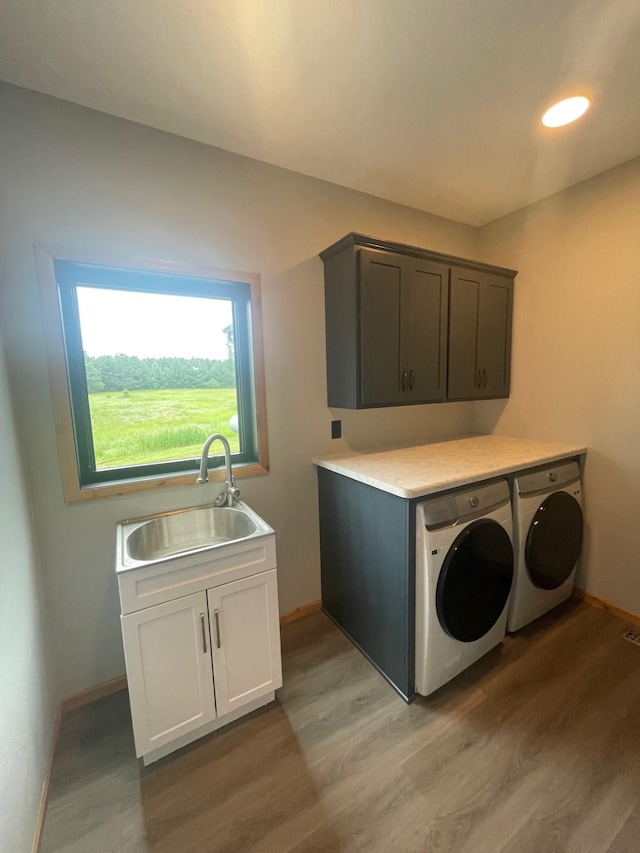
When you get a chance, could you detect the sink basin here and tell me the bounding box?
[117,502,273,570]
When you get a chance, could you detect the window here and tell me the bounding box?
[37,250,268,502]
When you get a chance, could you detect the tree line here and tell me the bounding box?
[84,354,236,393]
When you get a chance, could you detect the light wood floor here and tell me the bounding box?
[41,600,640,853]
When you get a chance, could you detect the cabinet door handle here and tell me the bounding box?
[200,612,208,654]
[408,369,415,390]
[214,608,221,649]
[401,369,408,392]
[482,368,487,388]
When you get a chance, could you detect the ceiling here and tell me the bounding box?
[1,0,639,226]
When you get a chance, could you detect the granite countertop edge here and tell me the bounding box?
[312,435,587,499]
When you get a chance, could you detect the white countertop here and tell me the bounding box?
[312,435,587,499]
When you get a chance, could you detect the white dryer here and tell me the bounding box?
[415,480,514,697]
[508,460,583,632]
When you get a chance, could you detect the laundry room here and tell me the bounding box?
[2,3,640,852]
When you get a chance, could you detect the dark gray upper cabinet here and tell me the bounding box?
[321,233,516,408]
[359,249,448,406]
[448,269,514,400]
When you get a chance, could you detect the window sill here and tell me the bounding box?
[64,463,269,504]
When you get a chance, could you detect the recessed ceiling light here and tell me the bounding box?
[542,96,591,128]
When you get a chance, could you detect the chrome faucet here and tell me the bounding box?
[197,434,241,507]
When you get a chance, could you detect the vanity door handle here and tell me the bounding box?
[482,368,488,388]
[200,612,208,654]
[214,608,221,649]
[408,369,415,390]
[401,369,408,392]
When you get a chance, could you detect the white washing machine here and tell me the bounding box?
[508,460,583,632]
[415,479,514,697]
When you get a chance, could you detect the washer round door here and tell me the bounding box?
[525,491,583,590]
[436,519,514,643]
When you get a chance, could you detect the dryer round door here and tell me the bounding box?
[525,491,583,590]
[436,519,514,643]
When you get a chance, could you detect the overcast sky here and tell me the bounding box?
[76,287,232,360]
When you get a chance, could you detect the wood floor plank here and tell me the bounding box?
[287,766,430,853]
[401,606,640,853]
[40,602,640,853]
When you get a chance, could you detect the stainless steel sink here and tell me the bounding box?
[116,502,273,570]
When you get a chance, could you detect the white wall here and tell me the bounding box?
[0,330,57,853]
[0,82,478,697]
[474,157,640,616]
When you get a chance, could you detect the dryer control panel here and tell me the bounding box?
[516,460,580,498]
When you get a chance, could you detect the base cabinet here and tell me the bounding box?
[318,467,414,700]
[118,535,282,764]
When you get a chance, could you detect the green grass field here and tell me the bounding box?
[88,388,239,468]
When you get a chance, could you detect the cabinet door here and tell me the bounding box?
[447,269,481,400]
[121,591,217,758]
[405,258,449,402]
[477,272,512,398]
[448,269,513,400]
[208,569,282,718]
[359,249,407,406]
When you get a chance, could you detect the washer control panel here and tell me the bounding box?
[419,480,511,530]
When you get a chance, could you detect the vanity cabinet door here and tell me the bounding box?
[121,591,217,758]
[207,569,282,718]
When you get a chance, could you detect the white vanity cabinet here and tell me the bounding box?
[117,530,282,765]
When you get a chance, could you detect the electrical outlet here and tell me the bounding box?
[331,420,342,439]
